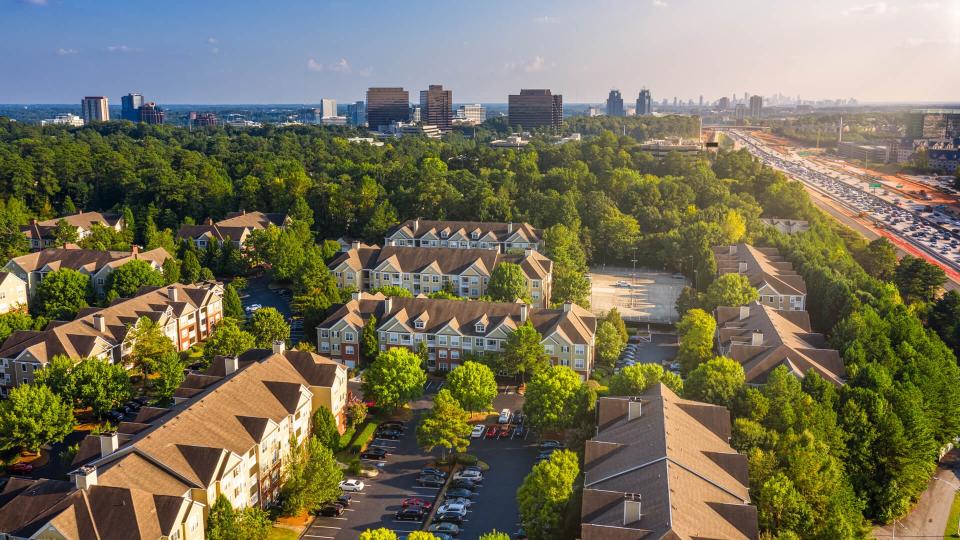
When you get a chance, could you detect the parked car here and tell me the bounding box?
[133,396,151,406]
[615,280,631,288]
[360,447,388,460]
[443,496,473,509]
[445,488,477,499]
[7,462,33,474]
[402,497,433,510]
[338,479,365,492]
[485,425,499,439]
[428,522,461,537]
[417,474,446,488]
[436,502,468,517]
[395,507,425,521]
[318,504,344,517]
[375,429,402,440]
[499,424,511,438]
[514,527,528,539]
[463,465,483,474]
[105,410,124,423]
[420,467,448,478]
[513,425,527,439]
[450,478,478,490]
[453,469,483,482]
[435,511,464,525]
[470,424,486,438]
[498,408,511,424]
[539,440,565,450]
[336,494,352,507]
[379,420,406,430]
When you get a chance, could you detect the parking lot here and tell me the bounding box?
[615,332,679,371]
[303,383,534,539]
[589,268,686,324]
[239,276,303,345]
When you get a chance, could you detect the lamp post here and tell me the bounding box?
[935,476,960,537]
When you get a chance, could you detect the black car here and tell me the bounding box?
[513,425,527,438]
[105,410,124,423]
[360,447,388,460]
[417,474,445,487]
[133,396,150,405]
[379,421,406,430]
[420,467,448,478]
[449,478,478,490]
[435,511,464,524]
[318,504,344,517]
[539,440,565,450]
[336,494,352,507]
[125,401,142,411]
[445,488,477,499]
[395,507,424,521]
[375,429,402,440]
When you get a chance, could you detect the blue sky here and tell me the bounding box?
[1,0,958,104]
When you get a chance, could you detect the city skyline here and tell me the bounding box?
[2,0,959,104]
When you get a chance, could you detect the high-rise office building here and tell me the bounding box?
[366,87,409,131]
[347,101,366,127]
[907,109,960,139]
[319,99,337,119]
[188,112,217,128]
[606,90,625,117]
[81,96,109,124]
[454,104,486,125]
[121,93,143,122]
[718,97,731,110]
[699,95,704,107]
[419,84,453,131]
[749,95,763,119]
[138,102,165,124]
[735,104,747,124]
[508,89,563,131]
[636,89,652,116]
[409,106,421,123]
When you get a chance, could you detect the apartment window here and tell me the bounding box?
[575,359,585,370]
[441,231,449,238]
[486,339,498,349]
[415,320,425,329]
[335,271,342,278]
[544,344,555,355]
[439,350,447,359]
[345,345,355,355]
[471,231,479,239]
[332,330,340,338]
[344,332,355,342]
[450,336,460,347]
[475,337,484,347]
[430,240,438,247]
[575,345,585,356]
[432,275,440,283]
[333,343,340,352]
[475,323,485,332]
[389,333,398,344]
[401,333,412,344]
[451,350,460,360]
[532,280,541,288]
[427,334,435,342]
[561,345,570,353]
[321,330,329,338]
[438,335,448,346]
[463,340,472,350]
[96,278,104,285]
[320,342,330,351]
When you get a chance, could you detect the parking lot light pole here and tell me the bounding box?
[935,476,960,537]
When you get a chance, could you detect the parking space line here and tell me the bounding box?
[310,525,342,529]
[303,535,334,539]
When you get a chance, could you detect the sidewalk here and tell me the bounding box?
[872,450,960,539]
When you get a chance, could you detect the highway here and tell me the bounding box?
[727,130,960,278]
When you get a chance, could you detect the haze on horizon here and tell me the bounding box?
[1,0,958,105]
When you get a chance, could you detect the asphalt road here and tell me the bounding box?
[240,276,304,344]
[873,449,960,539]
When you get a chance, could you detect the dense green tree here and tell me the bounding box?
[152,352,185,405]
[280,436,343,515]
[34,268,89,320]
[523,365,586,430]
[72,358,133,416]
[359,529,397,540]
[486,262,529,303]
[684,356,745,407]
[445,361,498,413]
[51,219,78,247]
[702,273,759,311]
[311,407,340,450]
[203,318,257,364]
[181,250,202,283]
[206,494,237,540]
[222,284,245,320]
[894,255,946,304]
[34,355,78,404]
[416,389,472,459]
[517,449,579,540]
[609,363,683,396]
[0,383,74,452]
[127,316,176,382]
[478,532,510,540]
[676,308,716,375]
[368,285,413,297]
[0,311,34,343]
[248,307,290,347]
[360,315,379,366]
[346,401,368,428]
[856,238,899,281]
[542,223,590,306]
[500,321,550,381]
[161,257,181,285]
[78,223,129,251]
[929,289,960,355]
[361,348,426,411]
[595,320,625,369]
[107,259,166,298]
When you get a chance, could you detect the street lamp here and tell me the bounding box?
[936,476,960,537]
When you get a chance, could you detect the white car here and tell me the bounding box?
[498,409,511,424]
[339,479,365,492]
[443,496,473,508]
[470,424,486,438]
[615,280,631,288]
[244,303,262,312]
[454,470,483,482]
[436,502,468,516]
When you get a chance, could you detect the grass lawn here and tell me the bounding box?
[945,491,960,539]
[266,526,300,540]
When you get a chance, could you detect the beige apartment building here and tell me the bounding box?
[20,211,124,250]
[0,272,27,315]
[330,244,553,307]
[4,245,172,300]
[384,219,542,253]
[316,293,596,379]
[713,243,807,311]
[0,282,222,396]
[176,210,290,250]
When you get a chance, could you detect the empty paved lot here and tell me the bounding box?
[589,268,687,323]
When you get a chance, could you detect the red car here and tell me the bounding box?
[499,424,511,438]
[485,425,498,439]
[8,462,33,474]
[402,497,433,510]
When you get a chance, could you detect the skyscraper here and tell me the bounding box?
[606,90,625,117]
[81,96,109,123]
[749,95,763,119]
[735,103,747,124]
[366,87,409,131]
[138,102,165,124]
[319,98,337,119]
[636,89,652,116]
[347,101,366,127]
[121,93,143,122]
[419,84,453,131]
[508,89,563,131]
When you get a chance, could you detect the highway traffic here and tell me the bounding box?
[728,130,960,273]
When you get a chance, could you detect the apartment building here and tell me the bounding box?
[330,244,553,307]
[580,385,758,540]
[0,477,205,540]
[0,273,27,315]
[759,218,810,235]
[0,283,223,395]
[384,219,542,253]
[715,302,845,386]
[20,211,124,250]
[316,293,596,378]
[713,243,807,311]
[4,245,171,300]
[176,210,290,250]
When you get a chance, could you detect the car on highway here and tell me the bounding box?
[338,479,365,492]
[471,424,486,438]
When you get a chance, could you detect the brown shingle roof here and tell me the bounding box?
[20,212,122,241]
[6,246,170,274]
[713,243,807,296]
[581,385,758,540]
[330,245,551,280]
[176,211,289,242]
[387,219,542,244]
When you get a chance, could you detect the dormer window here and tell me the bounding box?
[415,320,425,329]
[475,323,486,333]
[471,231,480,239]
[441,231,449,239]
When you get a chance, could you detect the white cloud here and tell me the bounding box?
[56,48,77,56]
[652,0,668,7]
[306,58,324,72]
[842,2,891,16]
[525,55,547,72]
[329,58,351,73]
[105,45,139,53]
[206,37,218,44]
[533,15,556,24]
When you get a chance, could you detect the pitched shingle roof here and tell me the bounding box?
[330,245,552,280]
[387,219,541,244]
[6,246,170,274]
[21,212,122,240]
[580,385,758,540]
[176,211,289,243]
[716,302,845,386]
[713,243,807,296]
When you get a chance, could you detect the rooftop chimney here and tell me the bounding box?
[351,241,361,251]
[524,249,534,258]
[224,356,239,375]
[739,305,750,321]
[413,218,420,233]
[520,303,528,323]
[563,302,572,312]
[508,222,514,234]
[384,297,393,313]
[623,494,642,526]
[73,465,98,490]
[92,314,106,332]
[99,432,119,458]
[738,261,748,273]
[751,330,763,347]
[272,340,286,354]
[205,217,214,225]
[167,286,178,302]
[627,398,643,421]
[729,245,738,255]
[352,291,362,302]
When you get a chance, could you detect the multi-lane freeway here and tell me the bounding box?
[727,130,960,275]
